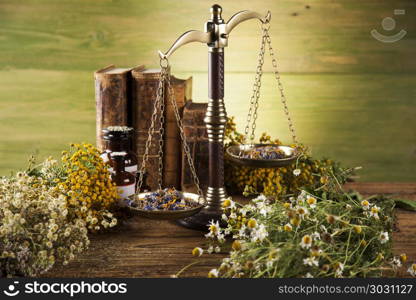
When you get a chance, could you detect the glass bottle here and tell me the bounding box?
[101,126,138,175]
[111,153,136,206]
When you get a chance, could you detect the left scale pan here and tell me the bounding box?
[127,190,204,220]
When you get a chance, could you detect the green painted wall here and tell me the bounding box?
[0,0,415,181]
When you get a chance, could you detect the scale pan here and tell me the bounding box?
[127,191,204,220]
[226,144,298,168]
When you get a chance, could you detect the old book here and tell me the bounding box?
[131,67,192,190]
[95,65,135,151]
[181,101,209,193]
[164,75,192,188]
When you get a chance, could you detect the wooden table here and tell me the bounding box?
[45,183,416,278]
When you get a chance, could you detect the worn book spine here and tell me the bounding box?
[131,68,192,190]
[131,68,160,190]
[164,75,192,188]
[181,101,209,193]
[95,65,131,151]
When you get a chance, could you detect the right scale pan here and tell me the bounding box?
[226,144,298,168]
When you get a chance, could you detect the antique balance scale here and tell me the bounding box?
[129,4,299,230]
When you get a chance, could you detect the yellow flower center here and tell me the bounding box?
[283,224,292,232]
[290,217,301,227]
[302,235,312,244]
[247,219,257,229]
[209,225,218,233]
[307,197,316,205]
[192,247,202,257]
[232,240,242,251]
[361,200,369,207]
[353,225,362,234]
[222,199,231,208]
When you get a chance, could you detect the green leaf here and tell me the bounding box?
[394,199,416,211]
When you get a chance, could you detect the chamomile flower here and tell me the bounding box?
[222,198,236,209]
[208,269,219,278]
[300,235,313,249]
[306,196,317,208]
[232,240,242,251]
[296,206,309,219]
[217,233,226,243]
[253,194,267,203]
[361,200,370,210]
[235,224,247,239]
[290,217,301,227]
[408,264,416,277]
[353,225,362,234]
[207,245,214,254]
[370,205,380,219]
[251,224,268,242]
[256,201,272,216]
[310,247,322,257]
[379,231,389,244]
[247,218,258,229]
[206,220,221,238]
[192,247,204,257]
[215,246,221,253]
[230,212,238,220]
[303,257,319,267]
[304,272,314,278]
[283,223,293,232]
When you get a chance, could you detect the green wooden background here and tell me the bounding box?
[0,0,415,181]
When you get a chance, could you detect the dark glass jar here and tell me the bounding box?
[111,154,136,206]
[101,126,138,175]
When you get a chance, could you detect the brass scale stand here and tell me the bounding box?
[133,5,298,230]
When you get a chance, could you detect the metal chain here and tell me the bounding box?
[263,24,298,144]
[136,64,166,195]
[157,70,166,190]
[243,30,267,144]
[165,69,205,203]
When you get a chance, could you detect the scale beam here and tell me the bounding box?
[226,10,271,34]
[159,6,270,58]
[158,30,211,60]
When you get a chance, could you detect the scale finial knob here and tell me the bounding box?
[211,4,223,20]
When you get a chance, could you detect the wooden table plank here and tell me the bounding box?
[45,183,416,278]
